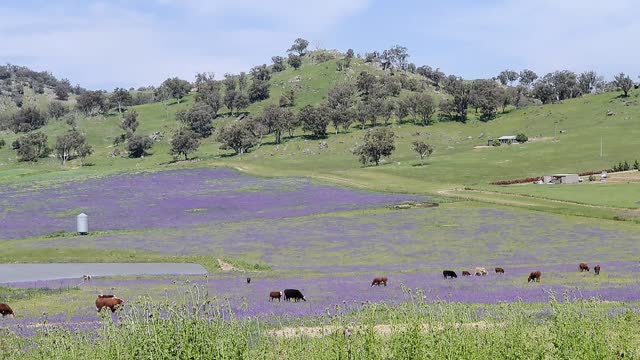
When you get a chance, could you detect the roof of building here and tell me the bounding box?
[550,174,579,177]
[498,135,517,140]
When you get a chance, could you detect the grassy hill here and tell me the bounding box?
[0,57,638,216]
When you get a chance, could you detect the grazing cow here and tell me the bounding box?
[579,263,590,272]
[475,267,488,276]
[527,271,542,283]
[0,303,14,318]
[594,265,601,275]
[283,289,306,302]
[443,270,457,279]
[371,277,388,287]
[246,277,251,284]
[269,291,282,302]
[495,267,505,274]
[462,271,471,277]
[95,295,124,313]
[82,274,92,282]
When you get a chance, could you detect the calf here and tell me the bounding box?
[594,264,601,275]
[0,303,14,318]
[462,271,471,277]
[246,277,251,284]
[527,271,542,283]
[269,291,282,302]
[96,295,124,313]
[283,289,306,302]
[371,277,388,287]
[495,267,505,274]
[579,263,590,272]
[443,270,457,279]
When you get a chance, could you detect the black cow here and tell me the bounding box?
[443,270,457,279]
[246,277,251,284]
[283,289,306,302]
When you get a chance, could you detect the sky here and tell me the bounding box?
[0,0,638,89]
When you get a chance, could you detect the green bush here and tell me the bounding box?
[588,175,596,181]
[492,139,501,147]
[515,133,528,143]
[0,138,5,149]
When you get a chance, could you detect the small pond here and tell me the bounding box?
[0,263,207,284]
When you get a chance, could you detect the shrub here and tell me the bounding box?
[516,133,528,143]
[0,138,4,149]
[634,160,639,170]
[588,175,596,182]
[126,134,153,158]
[492,139,501,147]
[490,177,542,185]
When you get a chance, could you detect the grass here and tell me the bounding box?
[2,285,639,359]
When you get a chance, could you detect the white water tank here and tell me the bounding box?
[77,213,88,235]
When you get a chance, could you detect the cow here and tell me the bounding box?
[371,277,388,287]
[269,291,282,302]
[443,270,457,279]
[283,289,306,302]
[95,295,124,313]
[495,267,505,274]
[527,271,542,283]
[246,277,251,284]
[462,271,471,276]
[594,264,601,275]
[0,303,14,318]
[579,263,590,272]
[475,267,488,276]
[82,274,92,282]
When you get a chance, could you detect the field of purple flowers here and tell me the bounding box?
[0,168,420,239]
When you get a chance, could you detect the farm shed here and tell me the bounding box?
[497,135,517,144]
[543,174,580,184]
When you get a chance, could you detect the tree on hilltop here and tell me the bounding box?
[161,77,191,104]
[287,55,302,70]
[111,87,132,114]
[271,56,286,72]
[288,38,309,56]
[614,73,633,97]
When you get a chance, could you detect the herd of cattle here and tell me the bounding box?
[0,262,603,319]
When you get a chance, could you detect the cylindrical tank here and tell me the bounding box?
[77,213,88,235]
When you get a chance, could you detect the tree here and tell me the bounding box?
[271,56,286,72]
[0,139,5,149]
[380,98,397,125]
[299,104,330,138]
[471,79,501,121]
[412,140,434,165]
[11,107,46,132]
[238,72,248,93]
[441,76,472,122]
[54,83,70,101]
[287,38,309,56]
[287,55,302,70]
[126,134,153,158]
[327,82,356,133]
[516,133,528,143]
[54,128,90,165]
[355,101,376,129]
[48,101,69,120]
[76,142,93,165]
[76,91,106,116]
[578,70,600,94]
[497,70,518,86]
[259,104,290,144]
[614,73,633,97]
[249,79,270,102]
[279,88,296,108]
[170,128,200,160]
[414,92,437,125]
[250,64,271,81]
[222,74,236,92]
[13,132,50,162]
[179,102,215,138]
[111,87,132,114]
[353,128,395,166]
[417,65,446,86]
[356,71,377,100]
[380,45,409,71]
[161,77,191,103]
[532,78,557,104]
[194,74,222,116]
[216,121,258,155]
[234,92,250,113]
[224,89,239,114]
[121,110,139,135]
[518,69,538,88]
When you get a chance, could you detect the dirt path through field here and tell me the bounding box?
[269,321,501,338]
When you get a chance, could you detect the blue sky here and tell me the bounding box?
[0,0,637,89]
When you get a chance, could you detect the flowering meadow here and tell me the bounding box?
[0,168,420,239]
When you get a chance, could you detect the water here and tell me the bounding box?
[0,263,207,283]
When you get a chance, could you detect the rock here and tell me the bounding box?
[319,141,328,150]
[607,111,616,116]
[288,75,302,83]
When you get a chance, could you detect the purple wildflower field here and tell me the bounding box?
[0,168,421,239]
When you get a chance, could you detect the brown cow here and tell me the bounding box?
[579,263,590,272]
[462,271,471,276]
[96,295,124,313]
[594,264,601,275]
[527,271,542,283]
[371,277,388,287]
[495,267,505,274]
[269,291,282,302]
[0,303,14,318]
